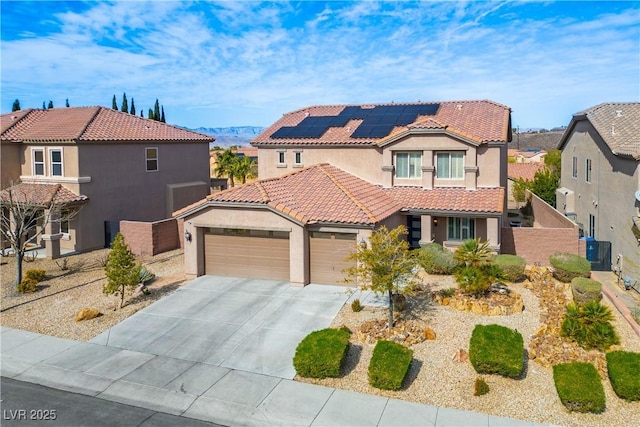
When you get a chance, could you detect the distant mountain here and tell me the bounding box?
[190,126,265,148]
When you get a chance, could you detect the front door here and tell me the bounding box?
[407,215,422,249]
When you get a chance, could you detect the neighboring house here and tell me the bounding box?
[507,163,544,208]
[209,146,258,188]
[1,107,213,254]
[556,102,640,277]
[508,148,547,163]
[176,100,511,285]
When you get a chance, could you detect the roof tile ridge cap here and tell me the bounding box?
[2,108,35,137]
[319,164,378,223]
[76,106,102,141]
[441,124,483,143]
[255,181,270,203]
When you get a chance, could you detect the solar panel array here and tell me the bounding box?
[271,103,440,139]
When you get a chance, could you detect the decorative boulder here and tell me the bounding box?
[423,327,437,340]
[75,308,100,322]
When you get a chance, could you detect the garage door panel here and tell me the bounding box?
[204,231,290,281]
[310,232,356,285]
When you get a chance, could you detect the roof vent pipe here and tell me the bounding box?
[615,110,622,117]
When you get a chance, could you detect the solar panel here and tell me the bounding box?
[270,103,441,139]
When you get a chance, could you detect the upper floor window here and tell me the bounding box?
[50,149,63,176]
[448,217,475,241]
[436,152,463,179]
[588,214,596,238]
[294,151,302,164]
[146,147,158,172]
[572,156,578,178]
[277,150,286,167]
[395,152,421,179]
[585,158,592,183]
[33,149,45,176]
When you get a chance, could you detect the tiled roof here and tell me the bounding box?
[176,164,504,222]
[1,107,213,143]
[507,163,545,181]
[567,102,640,160]
[384,186,504,214]
[0,183,88,207]
[252,100,511,146]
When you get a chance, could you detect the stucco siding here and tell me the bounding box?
[1,143,21,189]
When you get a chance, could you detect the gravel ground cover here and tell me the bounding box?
[1,248,185,341]
[297,272,640,427]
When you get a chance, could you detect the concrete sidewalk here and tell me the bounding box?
[1,276,546,426]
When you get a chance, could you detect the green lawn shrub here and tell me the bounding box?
[24,269,46,282]
[606,351,640,401]
[474,377,489,396]
[549,252,591,283]
[571,277,602,304]
[368,340,413,390]
[493,255,526,282]
[553,362,606,413]
[293,328,351,379]
[561,301,619,351]
[418,243,459,275]
[469,324,524,378]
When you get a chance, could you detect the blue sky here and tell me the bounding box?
[1,1,639,129]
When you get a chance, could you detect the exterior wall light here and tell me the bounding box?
[433,218,438,227]
[359,237,367,249]
[184,230,192,242]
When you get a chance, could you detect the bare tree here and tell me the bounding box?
[0,182,85,288]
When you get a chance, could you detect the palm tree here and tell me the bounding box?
[233,156,257,185]
[214,148,238,187]
[454,238,493,268]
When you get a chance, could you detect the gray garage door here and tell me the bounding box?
[204,228,290,281]
[309,232,356,285]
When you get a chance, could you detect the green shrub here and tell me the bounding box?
[139,267,156,284]
[469,324,524,378]
[493,255,526,281]
[368,340,413,390]
[561,302,619,351]
[549,252,591,283]
[454,238,493,268]
[571,277,602,304]
[17,277,38,293]
[418,243,459,275]
[553,362,605,413]
[455,266,492,296]
[438,287,456,298]
[474,377,489,396]
[293,328,351,379]
[606,351,640,401]
[351,298,363,312]
[24,269,46,282]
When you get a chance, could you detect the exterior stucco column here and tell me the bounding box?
[182,220,199,279]
[464,166,478,190]
[486,217,499,249]
[381,150,393,188]
[41,209,62,259]
[289,226,306,286]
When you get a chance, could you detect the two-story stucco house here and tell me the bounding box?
[556,102,640,277]
[1,106,213,254]
[176,100,511,285]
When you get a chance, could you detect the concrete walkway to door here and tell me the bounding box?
[1,276,542,426]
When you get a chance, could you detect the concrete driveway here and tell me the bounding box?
[91,276,353,379]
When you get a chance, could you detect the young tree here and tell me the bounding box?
[153,99,160,121]
[47,101,54,109]
[544,149,562,176]
[512,178,530,208]
[130,98,136,115]
[112,95,118,110]
[531,168,559,207]
[214,148,238,187]
[12,99,21,111]
[65,98,70,108]
[103,233,141,309]
[121,92,128,113]
[0,183,83,288]
[344,225,420,329]
[160,105,166,123]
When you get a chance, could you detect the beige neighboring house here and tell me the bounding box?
[507,162,545,208]
[176,100,511,285]
[556,102,640,278]
[508,148,547,163]
[1,107,213,255]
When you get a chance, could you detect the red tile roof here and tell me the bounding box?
[1,107,213,143]
[507,163,545,181]
[252,100,511,147]
[176,164,504,223]
[384,187,504,214]
[0,183,88,207]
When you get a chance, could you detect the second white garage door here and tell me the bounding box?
[309,232,357,285]
[204,228,290,281]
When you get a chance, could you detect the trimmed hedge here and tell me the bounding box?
[293,328,351,379]
[549,252,591,283]
[368,340,413,390]
[418,243,459,275]
[571,277,602,304]
[469,324,524,378]
[493,255,526,282]
[553,362,606,413]
[606,351,640,401]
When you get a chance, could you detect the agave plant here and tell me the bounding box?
[138,266,156,285]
